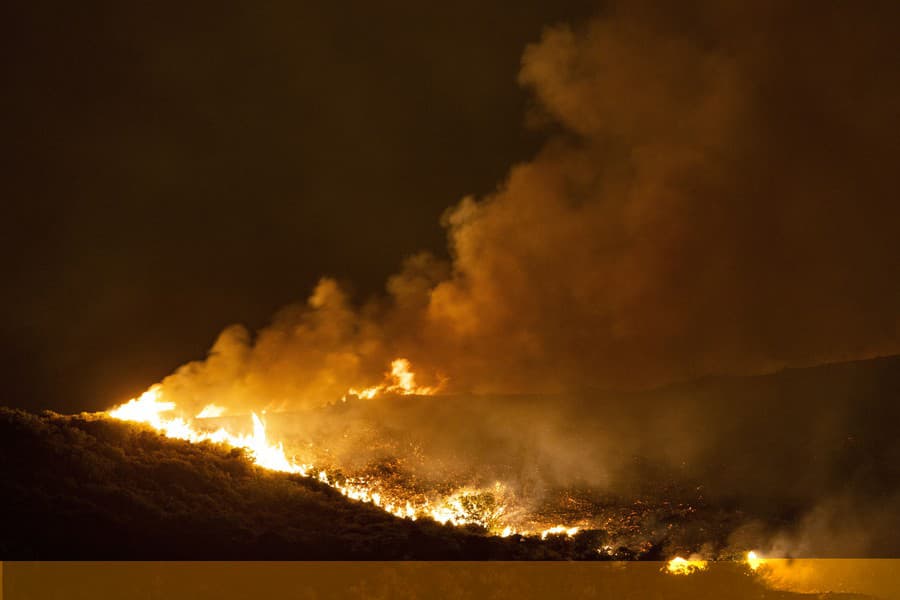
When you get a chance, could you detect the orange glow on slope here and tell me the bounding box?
[105,373,581,540]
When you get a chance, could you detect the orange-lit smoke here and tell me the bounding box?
[104,0,900,560]
[143,1,899,421]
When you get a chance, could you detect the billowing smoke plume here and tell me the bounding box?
[159,1,900,414]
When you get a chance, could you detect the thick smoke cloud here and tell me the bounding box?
[158,1,900,413]
[425,0,900,393]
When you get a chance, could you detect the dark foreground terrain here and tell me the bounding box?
[0,409,599,559]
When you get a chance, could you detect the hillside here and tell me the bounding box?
[0,409,583,560]
[2,355,899,560]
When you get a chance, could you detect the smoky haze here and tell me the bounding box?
[158,0,900,413]
[234,355,900,556]
[0,0,900,558]
[136,1,900,557]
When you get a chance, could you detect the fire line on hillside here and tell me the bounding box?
[106,357,768,572]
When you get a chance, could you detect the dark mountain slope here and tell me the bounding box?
[0,409,575,559]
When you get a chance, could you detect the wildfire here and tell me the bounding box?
[346,358,441,400]
[107,386,175,425]
[666,556,709,575]
[540,525,580,539]
[108,385,312,474]
[662,551,765,575]
[746,550,767,571]
[195,404,226,419]
[105,372,581,539]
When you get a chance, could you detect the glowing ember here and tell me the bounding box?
[346,358,441,400]
[666,556,708,575]
[746,550,767,571]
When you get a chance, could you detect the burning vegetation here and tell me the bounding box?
[2,1,899,571]
[0,407,574,560]
[1,355,899,563]
[1,355,898,562]
[0,406,774,566]
[55,354,893,563]
[104,362,574,538]
[346,359,444,401]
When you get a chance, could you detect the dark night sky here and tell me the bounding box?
[3,2,596,412]
[4,2,899,415]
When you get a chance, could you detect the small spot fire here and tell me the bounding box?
[105,356,865,564]
[345,358,444,400]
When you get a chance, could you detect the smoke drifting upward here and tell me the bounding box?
[159,1,900,414]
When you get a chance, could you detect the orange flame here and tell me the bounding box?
[666,556,709,575]
[346,358,442,400]
[108,385,312,474]
[747,550,767,571]
[540,525,580,539]
[105,367,581,539]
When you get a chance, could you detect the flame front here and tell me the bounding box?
[105,371,581,538]
[108,385,313,474]
[104,378,775,557]
[666,556,709,575]
[107,386,175,425]
[540,525,580,539]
